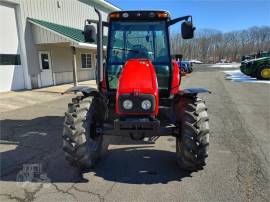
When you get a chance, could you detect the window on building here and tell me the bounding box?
[40,53,50,69]
[81,54,92,68]
[0,54,21,65]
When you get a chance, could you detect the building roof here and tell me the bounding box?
[28,18,108,47]
[94,0,121,11]
[28,18,86,43]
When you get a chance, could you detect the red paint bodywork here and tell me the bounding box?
[170,60,181,94]
[116,59,159,116]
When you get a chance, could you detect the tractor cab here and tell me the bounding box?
[106,11,172,96]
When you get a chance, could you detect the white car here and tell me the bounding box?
[190,59,203,64]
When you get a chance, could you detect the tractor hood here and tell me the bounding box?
[116,59,159,116]
[117,59,158,95]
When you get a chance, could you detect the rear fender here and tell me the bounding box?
[62,86,100,97]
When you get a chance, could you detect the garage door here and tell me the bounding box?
[0,2,25,92]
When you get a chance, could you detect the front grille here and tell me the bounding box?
[119,93,155,113]
[114,118,160,132]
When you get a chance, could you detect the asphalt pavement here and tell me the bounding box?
[0,66,269,202]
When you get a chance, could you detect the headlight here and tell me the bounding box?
[123,100,133,110]
[141,100,151,110]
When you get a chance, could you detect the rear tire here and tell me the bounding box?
[62,96,108,169]
[175,96,210,171]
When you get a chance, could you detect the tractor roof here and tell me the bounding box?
[108,10,171,21]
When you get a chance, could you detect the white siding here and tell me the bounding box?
[32,25,68,44]
[54,70,95,85]
[54,72,73,84]
[20,0,110,32]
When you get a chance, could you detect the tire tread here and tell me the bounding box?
[176,96,210,171]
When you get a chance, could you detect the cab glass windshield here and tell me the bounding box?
[107,21,170,90]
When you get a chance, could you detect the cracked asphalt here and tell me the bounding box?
[0,67,270,202]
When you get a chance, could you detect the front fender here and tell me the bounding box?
[172,88,211,107]
[174,88,211,99]
[62,86,99,97]
[180,88,211,95]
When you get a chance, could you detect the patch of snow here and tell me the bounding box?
[223,70,270,84]
[210,63,241,68]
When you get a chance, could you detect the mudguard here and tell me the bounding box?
[62,86,99,97]
[174,88,211,99]
[180,88,211,95]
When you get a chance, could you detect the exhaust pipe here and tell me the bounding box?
[94,7,103,91]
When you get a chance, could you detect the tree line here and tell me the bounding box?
[171,26,270,63]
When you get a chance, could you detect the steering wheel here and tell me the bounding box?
[127,45,148,59]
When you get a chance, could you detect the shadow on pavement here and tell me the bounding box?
[0,116,83,183]
[0,116,191,185]
[90,146,192,184]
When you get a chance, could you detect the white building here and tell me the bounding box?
[0,0,119,92]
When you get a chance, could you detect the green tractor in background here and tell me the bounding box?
[240,51,270,80]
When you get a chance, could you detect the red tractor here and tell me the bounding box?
[63,9,210,171]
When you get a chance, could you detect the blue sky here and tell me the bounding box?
[107,0,270,32]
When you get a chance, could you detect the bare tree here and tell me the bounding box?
[171,26,270,63]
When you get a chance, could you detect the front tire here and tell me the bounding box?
[175,96,210,171]
[62,96,108,169]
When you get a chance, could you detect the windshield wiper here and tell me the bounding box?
[110,47,140,53]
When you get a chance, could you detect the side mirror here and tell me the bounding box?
[83,20,96,43]
[181,21,195,39]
